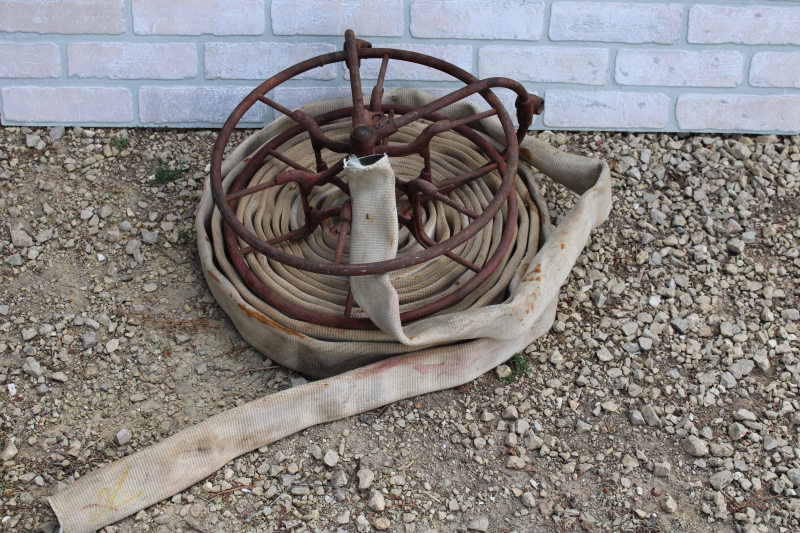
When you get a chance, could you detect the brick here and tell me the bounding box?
[750,53,800,89]
[133,0,265,36]
[550,3,681,44]
[1,87,131,123]
[68,43,196,80]
[205,43,336,80]
[615,50,744,88]
[0,0,123,34]
[411,1,544,40]
[688,5,800,45]
[272,0,403,36]
[544,91,669,129]
[139,87,267,124]
[0,44,59,78]
[346,45,473,81]
[480,46,607,85]
[676,95,800,133]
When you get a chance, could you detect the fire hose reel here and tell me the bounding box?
[211,30,545,331]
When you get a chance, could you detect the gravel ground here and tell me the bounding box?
[0,124,799,533]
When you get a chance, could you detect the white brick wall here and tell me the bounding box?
[615,50,745,88]
[271,0,404,37]
[132,0,266,36]
[480,47,608,85]
[0,0,125,35]
[1,87,132,122]
[749,53,800,89]
[204,43,337,80]
[545,91,670,129]
[139,87,267,123]
[549,3,682,44]
[676,94,800,132]
[68,43,197,79]
[0,44,60,78]
[410,1,544,40]
[688,5,800,46]
[0,1,799,133]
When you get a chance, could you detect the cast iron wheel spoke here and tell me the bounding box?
[426,192,479,220]
[224,179,279,202]
[332,201,352,265]
[370,54,390,113]
[256,95,350,155]
[266,226,310,246]
[436,163,499,193]
[345,29,367,128]
[344,287,355,318]
[405,220,482,274]
[312,141,328,172]
[332,221,350,264]
[444,251,481,273]
[267,149,312,172]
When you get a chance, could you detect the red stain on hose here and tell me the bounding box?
[237,303,306,339]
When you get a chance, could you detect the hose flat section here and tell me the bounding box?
[49,89,612,532]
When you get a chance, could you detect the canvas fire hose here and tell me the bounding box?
[49,31,612,532]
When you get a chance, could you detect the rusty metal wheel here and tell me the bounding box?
[211,30,543,329]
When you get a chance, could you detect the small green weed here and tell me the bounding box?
[502,353,532,383]
[152,163,188,184]
[113,136,129,149]
[176,229,192,246]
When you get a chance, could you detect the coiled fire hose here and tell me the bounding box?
[49,89,611,532]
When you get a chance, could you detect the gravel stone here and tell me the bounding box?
[596,347,614,362]
[49,126,65,143]
[308,443,322,460]
[357,468,375,490]
[733,409,757,422]
[709,470,732,490]
[367,489,385,511]
[728,423,747,440]
[10,228,34,248]
[495,364,512,379]
[520,491,536,508]
[507,456,526,470]
[115,428,132,446]
[82,331,98,349]
[684,436,709,457]
[653,462,671,477]
[787,468,800,487]
[467,516,489,532]
[141,230,158,244]
[323,449,340,467]
[727,238,745,254]
[22,356,43,377]
[2,440,18,461]
[641,404,661,427]
[661,494,678,514]
[628,409,646,426]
